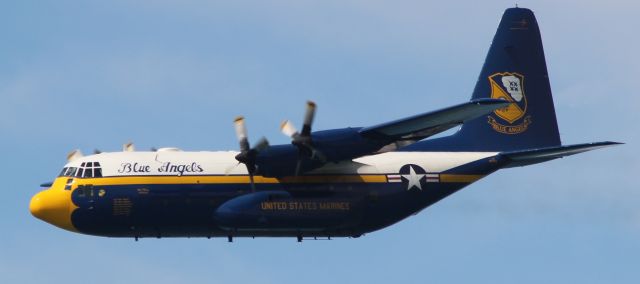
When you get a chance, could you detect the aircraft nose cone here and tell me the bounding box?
[29,191,45,219]
[29,189,76,232]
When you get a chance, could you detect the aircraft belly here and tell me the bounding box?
[69,182,373,238]
[68,177,479,238]
[359,182,472,233]
[70,183,235,237]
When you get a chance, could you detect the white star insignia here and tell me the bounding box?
[402,165,426,191]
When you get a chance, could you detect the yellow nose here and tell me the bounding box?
[30,189,77,232]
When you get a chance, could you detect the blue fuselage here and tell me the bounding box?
[70,179,474,238]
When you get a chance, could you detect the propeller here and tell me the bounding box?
[67,149,84,162]
[280,101,325,175]
[233,116,269,191]
[123,142,135,152]
[280,101,315,144]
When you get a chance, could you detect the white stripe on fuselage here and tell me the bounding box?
[64,151,498,177]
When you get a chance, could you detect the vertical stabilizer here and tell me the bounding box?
[408,8,561,152]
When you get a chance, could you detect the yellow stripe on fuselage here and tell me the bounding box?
[439,174,484,183]
[73,174,483,186]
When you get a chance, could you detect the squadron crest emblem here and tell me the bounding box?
[487,72,532,134]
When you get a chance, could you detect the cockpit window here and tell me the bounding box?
[59,162,103,178]
[59,167,79,177]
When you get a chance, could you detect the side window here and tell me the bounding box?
[64,178,74,190]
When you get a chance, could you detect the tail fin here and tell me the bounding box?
[413,7,561,152]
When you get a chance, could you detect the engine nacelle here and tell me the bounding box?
[255,127,388,177]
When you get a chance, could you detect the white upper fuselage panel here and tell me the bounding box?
[64,151,499,177]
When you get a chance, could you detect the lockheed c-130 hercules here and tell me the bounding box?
[30,7,620,242]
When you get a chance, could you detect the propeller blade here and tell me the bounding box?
[66,149,83,162]
[280,120,299,138]
[224,162,241,175]
[310,147,327,162]
[123,142,135,152]
[232,117,271,192]
[253,137,270,152]
[301,100,316,137]
[294,157,303,176]
[234,116,250,152]
[281,101,322,176]
[247,169,256,192]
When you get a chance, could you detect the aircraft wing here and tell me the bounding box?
[500,141,622,168]
[254,98,511,177]
[359,98,510,141]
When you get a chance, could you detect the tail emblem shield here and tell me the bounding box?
[487,72,532,134]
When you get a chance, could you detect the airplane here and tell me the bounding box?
[30,7,620,242]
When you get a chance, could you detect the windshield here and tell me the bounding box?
[58,167,78,177]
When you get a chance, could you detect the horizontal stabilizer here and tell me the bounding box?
[501,141,622,168]
[360,98,510,140]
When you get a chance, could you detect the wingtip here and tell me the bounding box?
[580,141,625,149]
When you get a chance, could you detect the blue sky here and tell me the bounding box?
[2,1,638,283]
